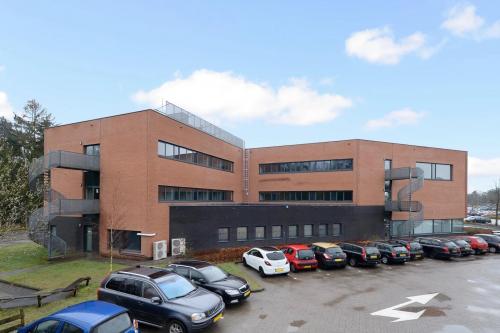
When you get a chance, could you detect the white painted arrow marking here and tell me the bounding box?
[370,293,439,322]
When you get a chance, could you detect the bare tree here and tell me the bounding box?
[490,180,500,227]
[107,173,126,272]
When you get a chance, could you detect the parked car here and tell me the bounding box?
[457,235,489,254]
[465,216,491,224]
[474,234,500,253]
[310,242,347,268]
[98,266,224,333]
[416,237,461,259]
[243,247,290,277]
[388,239,424,260]
[338,242,381,267]
[372,242,409,264]
[18,300,138,333]
[447,238,474,256]
[280,244,318,272]
[168,260,251,304]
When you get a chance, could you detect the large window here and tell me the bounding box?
[434,219,452,233]
[416,162,452,181]
[108,230,141,252]
[159,186,233,202]
[158,140,233,172]
[218,228,229,242]
[384,159,392,202]
[84,144,100,156]
[452,219,464,233]
[259,191,353,202]
[236,227,248,241]
[272,225,282,239]
[259,159,353,174]
[413,220,433,235]
[255,226,265,240]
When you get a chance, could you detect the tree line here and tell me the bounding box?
[0,100,55,229]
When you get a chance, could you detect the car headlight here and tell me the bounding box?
[225,289,240,296]
[191,313,206,322]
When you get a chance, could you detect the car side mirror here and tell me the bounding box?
[151,296,162,304]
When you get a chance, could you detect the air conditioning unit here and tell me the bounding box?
[171,238,186,256]
[153,240,167,260]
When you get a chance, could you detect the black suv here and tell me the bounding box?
[98,266,224,333]
[338,242,381,267]
[448,238,474,256]
[416,237,461,259]
[475,234,500,253]
[169,260,251,305]
[372,242,409,264]
[388,239,424,260]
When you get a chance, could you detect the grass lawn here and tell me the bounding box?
[0,243,48,272]
[217,262,263,291]
[0,243,126,325]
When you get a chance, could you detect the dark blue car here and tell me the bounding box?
[18,300,137,333]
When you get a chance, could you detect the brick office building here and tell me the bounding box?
[28,103,467,258]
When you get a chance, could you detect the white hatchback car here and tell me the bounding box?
[242,247,290,277]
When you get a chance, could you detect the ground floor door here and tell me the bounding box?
[84,226,93,252]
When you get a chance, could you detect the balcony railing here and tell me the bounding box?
[49,199,100,216]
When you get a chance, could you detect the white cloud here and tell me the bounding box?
[0,91,14,120]
[132,69,352,126]
[345,27,431,65]
[469,157,500,177]
[442,4,500,40]
[365,108,426,130]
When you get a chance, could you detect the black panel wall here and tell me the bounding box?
[170,205,385,252]
[50,215,99,253]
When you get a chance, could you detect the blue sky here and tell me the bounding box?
[1,1,499,191]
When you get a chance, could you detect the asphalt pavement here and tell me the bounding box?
[142,253,500,333]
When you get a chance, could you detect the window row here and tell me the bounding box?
[159,185,233,202]
[259,191,353,202]
[259,159,353,174]
[416,162,452,181]
[390,219,464,237]
[158,140,234,172]
[218,223,342,242]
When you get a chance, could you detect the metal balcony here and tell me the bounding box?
[49,199,100,215]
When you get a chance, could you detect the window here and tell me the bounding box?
[304,224,313,237]
[143,283,160,299]
[385,159,392,202]
[255,226,265,240]
[106,277,125,292]
[259,159,353,174]
[332,223,342,236]
[218,228,229,242]
[319,224,328,237]
[93,313,132,333]
[173,266,189,277]
[237,227,248,241]
[259,191,353,202]
[414,220,433,234]
[288,225,298,238]
[272,225,282,239]
[416,162,452,181]
[452,219,464,233]
[61,323,83,333]
[34,320,60,333]
[159,186,233,202]
[158,140,233,172]
[108,230,141,252]
[123,278,143,297]
[84,144,100,156]
[434,219,452,233]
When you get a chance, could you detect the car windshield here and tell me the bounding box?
[394,246,407,252]
[454,240,468,246]
[157,274,196,299]
[444,242,457,248]
[326,247,342,254]
[476,238,487,244]
[297,249,314,259]
[266,251,286,260]
[409,242,421,250]
[365,247,379,255]
[199,265,228,283]
[93,313,131,333]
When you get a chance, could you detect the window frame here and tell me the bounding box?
[259,158,353,175]
[218,227,230,242]
[236,226,248,241]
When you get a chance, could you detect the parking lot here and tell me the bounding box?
[143,254,500,333]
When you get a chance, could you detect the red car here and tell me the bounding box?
[280,244,318,272]
[459,235,489,254]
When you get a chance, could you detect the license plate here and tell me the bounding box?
[400,254,406,257]
[213,313,223,323]
[370,255,377,259]
[244,290,251,297]
[334,259,343,262]
[303,265,311,269]
[275,267,284,273]
[415,254,421,258]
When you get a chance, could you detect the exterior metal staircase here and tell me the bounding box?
[385,167,424,236]
[28,151,100,258]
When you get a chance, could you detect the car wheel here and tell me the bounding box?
[259,267,266,277]
[489,247,497,253]
[348,258,357,267]
[243,257,248,267]
[381,257,388,264]
[290,263,296,272]
[166,320,186,333]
